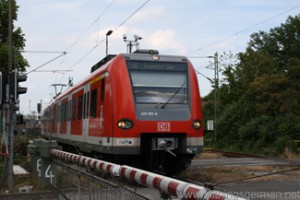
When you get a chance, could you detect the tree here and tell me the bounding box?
[202,15,300,155]
[0,0,28,74]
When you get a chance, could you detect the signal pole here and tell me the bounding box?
[214,52,219,150]
[7,0,14,190]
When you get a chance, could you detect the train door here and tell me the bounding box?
[52,103,57,135]
[87,72,113,153]
[83,84,90,142]
[66,94,72,137]
[70,89,84,136]
[56,101,61,136]
[88,78,101,137]
[59,98,68,135]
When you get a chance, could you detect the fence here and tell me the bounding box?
[27,139,249,200]
[53,160,121,200]
[27,140,152,200]
[51,149,249,200]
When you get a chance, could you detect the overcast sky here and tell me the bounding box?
[15,0,300,114]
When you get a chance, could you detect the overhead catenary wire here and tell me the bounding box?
[196,4,300,51]
[69,0,151,70]
[56,0,150,85]
[33,70,73,74]
[26,52,67,75]
[59,0,116,67]
[21,50,66,54]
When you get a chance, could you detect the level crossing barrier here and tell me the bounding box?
[27,140,151,200]
[51,149,249,200]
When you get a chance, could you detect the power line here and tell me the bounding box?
[55,0,116,86]
[34,70,73,73]
[64,0,116,53]
[57,0,150,85]
[26,52,67,75]
[21,50,65,54]
[69,0,150,70]
[196,4,300,51]
[59,0,116,66]
[113,0,150,33]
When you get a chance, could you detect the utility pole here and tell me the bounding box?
[214,52,219,150]
[7,0,14,190]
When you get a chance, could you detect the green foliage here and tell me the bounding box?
[203,15,300,155]
[0,0,29,73]
[14,135,30,165]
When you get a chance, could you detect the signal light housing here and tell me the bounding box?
[9,69,27,102]
[192,120,201,130]
[117,119,134,129]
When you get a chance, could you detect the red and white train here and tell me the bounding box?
[41,49,204,173]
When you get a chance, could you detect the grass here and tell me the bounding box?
[195,152,225,159]
[181,165,300,185]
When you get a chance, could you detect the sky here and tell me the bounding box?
[14,0,300,115]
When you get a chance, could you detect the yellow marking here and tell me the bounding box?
[90,72,109,84]
[90,76,101,84]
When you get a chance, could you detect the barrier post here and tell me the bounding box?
[27,139,44,176]
[27,139,61,188]
[39,140,61,188]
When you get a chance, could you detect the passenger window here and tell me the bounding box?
[86,92,90,118]
[83,93,86,119]
[90,89,97,118]
[72,98,76,120]
[101,78,105,102]
[78,95,83,119]
[68,100,71,121]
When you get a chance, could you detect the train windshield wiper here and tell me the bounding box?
[161,82,186,109]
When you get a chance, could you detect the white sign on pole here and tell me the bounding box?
[207,120,214,130]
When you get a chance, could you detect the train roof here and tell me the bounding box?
[122,49,188,63]
[47,49,190,105]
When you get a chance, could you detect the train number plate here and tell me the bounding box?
[157,122,171,132]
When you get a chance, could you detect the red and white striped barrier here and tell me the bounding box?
[50,149,121,176]
[51,149,248,200]
[120,165,247,200]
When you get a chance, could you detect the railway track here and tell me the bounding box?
[204,149,264,158]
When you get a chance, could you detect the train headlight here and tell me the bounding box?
[192,120,201,129]
[117,119,134,129]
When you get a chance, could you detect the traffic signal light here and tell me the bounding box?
[9,69,27,102]
[0,72,2,105]
[16,114,24,124]
[0,72,8,104]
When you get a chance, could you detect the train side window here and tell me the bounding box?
[90,89,97,118]
[78,95,83,120]
[86,91,90,118]
[83,93,86,119]
[62,103,64,122]
[56,105,59,123]
[101,78,105,102]
[68,100,71,121]
[60,104,63,122]
[64,102,68,122]
[66,101,69,121]
[72,97,76,120]
[64,102,67,122]
[62,103,65,122]
[61,104,63,122]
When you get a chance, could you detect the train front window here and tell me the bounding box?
[127,61,188,104]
